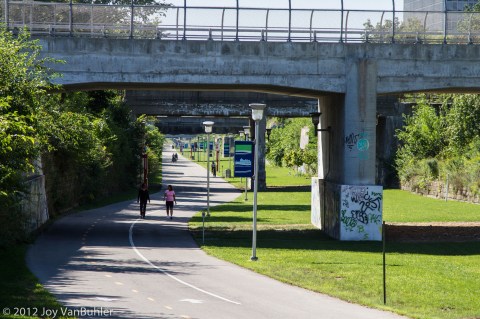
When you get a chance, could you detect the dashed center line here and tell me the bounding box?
[132,289,138,293]
[114,281,124,286]
[147,297,155,302]
[164,306,173,310]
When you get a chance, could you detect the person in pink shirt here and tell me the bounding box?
[164,185,177,219]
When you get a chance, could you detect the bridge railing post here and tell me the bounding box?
[221,8,225,41]
[183,0,186,40]
[339,0,344,43]
[391,0,395,43]
[5,0,9,30]
[443,0,448,44]
[309,10,314,42]
[287,0,291,42]
[130,0,134,39]
[265,9,269,42]
[69,0,73,36]
[235,0,239,41]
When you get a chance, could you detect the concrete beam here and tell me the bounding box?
[39,38,480,96]
[126,91,317,117]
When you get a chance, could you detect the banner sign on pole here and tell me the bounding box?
[229,137,235,156]
[234,141,253,177]
[224,142,230,157]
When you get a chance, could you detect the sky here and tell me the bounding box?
[159,0,406,33]
[166,0,404,10]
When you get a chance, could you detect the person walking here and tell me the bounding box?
[211,161,216,177]
[164,185,177,219]
[137,183,150,219]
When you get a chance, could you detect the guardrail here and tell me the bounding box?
[3,1,480,44]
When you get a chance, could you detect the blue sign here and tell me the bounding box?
[234,141,253,177]
[224,143,230,157]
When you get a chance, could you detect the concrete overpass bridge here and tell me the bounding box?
[6,1,480,240]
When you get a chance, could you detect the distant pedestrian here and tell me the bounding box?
[164,185,177,219]
[211,162,216,177]
[137,183,150,219]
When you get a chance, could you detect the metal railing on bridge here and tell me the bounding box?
[3,0,480,44]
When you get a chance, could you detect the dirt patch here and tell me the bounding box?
[386,222,480,242]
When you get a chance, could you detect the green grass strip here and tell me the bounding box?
[0,245,75,319]
[189,163,480,319]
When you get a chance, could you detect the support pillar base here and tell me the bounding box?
[312,178,383,241]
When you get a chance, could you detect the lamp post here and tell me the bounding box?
[228,134,233,175]
[249,103,266,261]
[203,121,214,217]
[243,125,250,201]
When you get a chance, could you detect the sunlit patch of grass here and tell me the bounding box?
[189,162,480,319]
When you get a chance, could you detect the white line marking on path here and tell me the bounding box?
[129,218,241,305]
[92,297,118,302]
[180,299,204,304]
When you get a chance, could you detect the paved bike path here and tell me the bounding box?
[26,147,407,319]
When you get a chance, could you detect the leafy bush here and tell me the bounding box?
[396,94,480,199]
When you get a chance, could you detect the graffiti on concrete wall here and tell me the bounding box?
[340,185,382,240]
[345,131,370,160]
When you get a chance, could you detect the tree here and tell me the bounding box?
[364,17,426,43]
[266,118,317,174]
[0,28,58,204]
[0,27,60,246]
[444,94,480,154]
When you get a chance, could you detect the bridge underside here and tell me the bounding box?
[156,116,249,134]
[125,90,317,117]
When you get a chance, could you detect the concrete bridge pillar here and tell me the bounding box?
[312,59,383,241]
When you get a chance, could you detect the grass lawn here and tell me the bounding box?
[0,245,74,319]
[189,163,480,319]
[384,189,480,222]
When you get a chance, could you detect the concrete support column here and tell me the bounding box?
[342,58,378,184]
[312,59,383,241]
[250,117,267,191]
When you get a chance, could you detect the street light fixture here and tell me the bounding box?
[243,125,250,139]
[266,127,272,141]
[309,112,331,136]
[249,103,266,261]
[203,121,214,217]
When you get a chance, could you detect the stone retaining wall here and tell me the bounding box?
[401,181,480,204]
